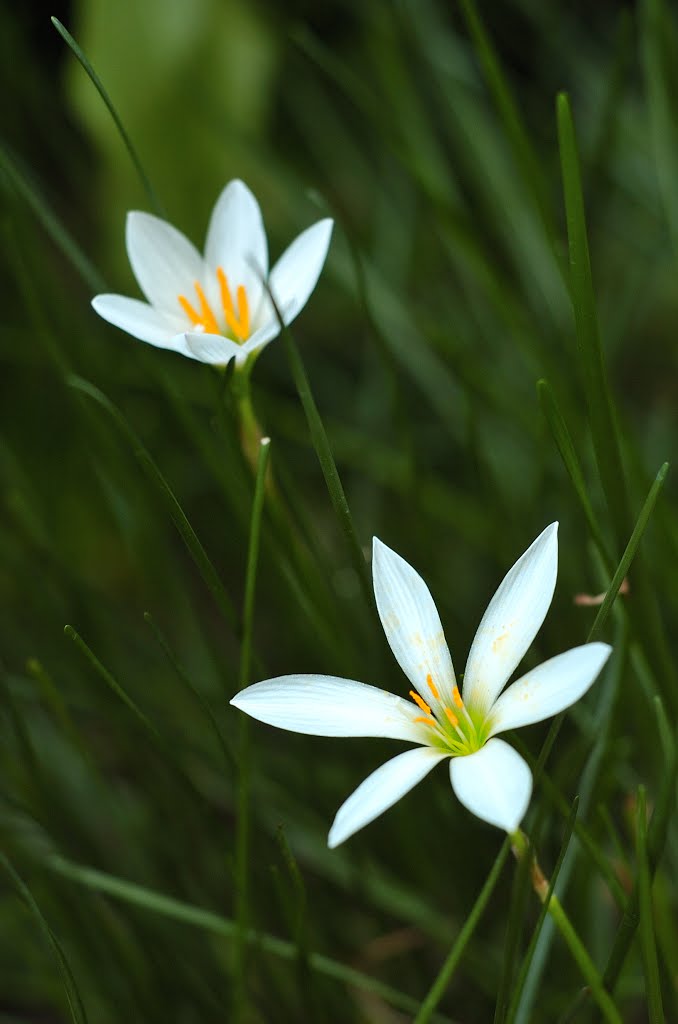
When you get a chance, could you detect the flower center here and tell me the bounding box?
[410,675,489,755]
[178,267,250,342]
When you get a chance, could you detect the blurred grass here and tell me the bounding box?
[2,0,678,1021]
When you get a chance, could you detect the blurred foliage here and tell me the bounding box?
[2,0,678,1021]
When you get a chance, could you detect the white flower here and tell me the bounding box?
[92,180,333,367]
[231,524,611,847]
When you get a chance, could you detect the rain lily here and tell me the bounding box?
[231,524,611,846]
[92,180,333,367]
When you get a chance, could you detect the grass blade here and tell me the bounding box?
[51,17,165,216]
[267,286,372,608]
[47,855,452,1022]
[64,625,160,739]
[143,612,234,771]
[587,462,669,641]
[0,852,88,1024]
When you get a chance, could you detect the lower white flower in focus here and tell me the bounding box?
[92,179,333,367]
[231,523,611,847]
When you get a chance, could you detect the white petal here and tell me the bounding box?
[204,179,269,308]
[126,211,205,313]
[230,675,430,743]
[239,319,282,357]
[184,333,247,367]
[328,746,449,848]
[91,294,189,352]
[372,538,457,717]
[463,523,559,717]
[487,642,612,737]
[450,739,532,832]
[267,218,333,326]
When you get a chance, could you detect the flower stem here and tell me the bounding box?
[230,361,266,474]
[509,830,622,1024]
[233,437,271,1021]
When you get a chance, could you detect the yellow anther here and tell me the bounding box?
[426,673,439,700]
[178,281,219,335]
[452,686,464,709]
[179,270,251,343]
[413,715,436,726]
[409,690,432,716]
[444,707,459,728]
[236,283,250,339]
[217,267,250,341]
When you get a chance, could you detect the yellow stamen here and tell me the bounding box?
[178,294,201,325]
[444,707,459,727]
[178,282,219,335]
[414,715,436,726]
[452,686,464,709]
[236,284,250,339]
[426,673,439,700]
[217,267,250,341]
[409,690,432,716]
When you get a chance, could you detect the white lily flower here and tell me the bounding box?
[92,179,333,367]
[231,523,611,846]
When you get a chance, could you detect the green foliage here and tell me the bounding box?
[2,1,678,1021]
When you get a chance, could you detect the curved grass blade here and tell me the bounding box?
[143,611,234,771]
[51,18,164,216]
[262,280,372,608]
[587,462,668,642]
[47,855,452,1023]
[68,375,237,630]
[64,625,160,739]
[0,852,88,1024]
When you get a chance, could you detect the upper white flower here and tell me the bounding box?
[92,179,333,367]
[231,524,611,847]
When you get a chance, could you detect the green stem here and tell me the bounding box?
[509,831,622,1024]
[233,437,271,1021]
[231,362,266,474]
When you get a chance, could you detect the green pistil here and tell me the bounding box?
[431,704,491,756]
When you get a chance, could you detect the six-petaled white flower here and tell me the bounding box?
[231,523,611,847]
[92,179,333,367]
